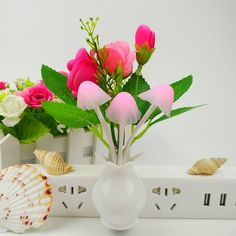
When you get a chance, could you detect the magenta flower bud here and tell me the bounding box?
[135,24,155,49]
[135,24,156,65]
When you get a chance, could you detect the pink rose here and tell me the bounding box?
[135,24,155,65]
[103,41,135,78]
[0,81,7,90]
[67,48,98,97]
[21,83,54,108]
[135,24,155,49]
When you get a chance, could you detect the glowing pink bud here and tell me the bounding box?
[77,81,111,110]
[106,92,141,125]
[139,85,174,116]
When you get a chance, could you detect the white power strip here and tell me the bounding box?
[32,164,236,219]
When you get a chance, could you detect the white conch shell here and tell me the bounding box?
[0,164,52,233]
[34,149,72,175]
[188,158,227,175]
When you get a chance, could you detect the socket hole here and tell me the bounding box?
[152,187,161,195]
[78,186,87,194]
[172,187,181,195]
[155,203,160,210]
[204,193,211,206]
[58,186,66,193]
[62,202,68,209]
[220,194,227,206]
[78,202,83,209]
[71,187,74,195]
[165,188,168,196]
[170,203,176,211]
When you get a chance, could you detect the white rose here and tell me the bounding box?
[0,95,27,127]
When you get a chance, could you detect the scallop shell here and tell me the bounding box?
[0,164,52,233]
[34,149,72,175]
[188,158,227,175]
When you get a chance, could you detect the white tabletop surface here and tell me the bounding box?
[1,217,236,236]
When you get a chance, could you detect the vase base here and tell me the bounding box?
[101,218,138,231]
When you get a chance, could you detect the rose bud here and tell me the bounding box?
[135,24,155,65]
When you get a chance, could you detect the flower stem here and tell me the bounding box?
[136,64,143,76]
[118,122,125,166]
[94,106,116,163]
[131,119,152,144]
[123,104,156,159]
[110,122,118,147]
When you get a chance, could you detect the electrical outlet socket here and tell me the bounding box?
[32,164,236,219]
[43,165,103,217]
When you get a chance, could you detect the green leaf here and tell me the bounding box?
[122,73,150,115]
[41,64,76,106]
[36,112,64,136]
[0,123,17,138]
[42,102,99,128]
[171,75,193,102]
[150,105,204,126]
[150,75,193,119]
[16,114,50,144]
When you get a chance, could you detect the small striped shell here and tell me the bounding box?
[188,158,227,175]
[34,149,72,175]
[0,164,52,233]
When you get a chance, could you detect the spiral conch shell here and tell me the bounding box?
[188,158,227,175]
[34,149,72,175]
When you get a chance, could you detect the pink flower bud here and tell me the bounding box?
[135,24,156,65]
[135,24,155,49]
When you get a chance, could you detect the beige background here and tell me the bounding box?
[0,0,235,166]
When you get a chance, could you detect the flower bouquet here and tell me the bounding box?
[0,77,70,166]
[39,17,202,229]
[0,77,67,143]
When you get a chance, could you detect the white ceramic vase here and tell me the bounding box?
[92,162,147,230]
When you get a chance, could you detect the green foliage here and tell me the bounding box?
[30,108,65,136]
[16,114,50,144]
[150,105,204,126]
[0,123,17,138]
[41,65,76,106]
[42,102,99,128]
[171,75,193,102]
[122,73,150,115]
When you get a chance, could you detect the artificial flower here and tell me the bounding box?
[0,81,7,90]
[0,95,27,127]
[135,24,155,65]
[103,41,135,77]
[21,83,54,108]
[67,48,98,97]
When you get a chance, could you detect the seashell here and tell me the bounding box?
[188,158,227,175]
[0,164,52,233]
[34,149,72,175]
